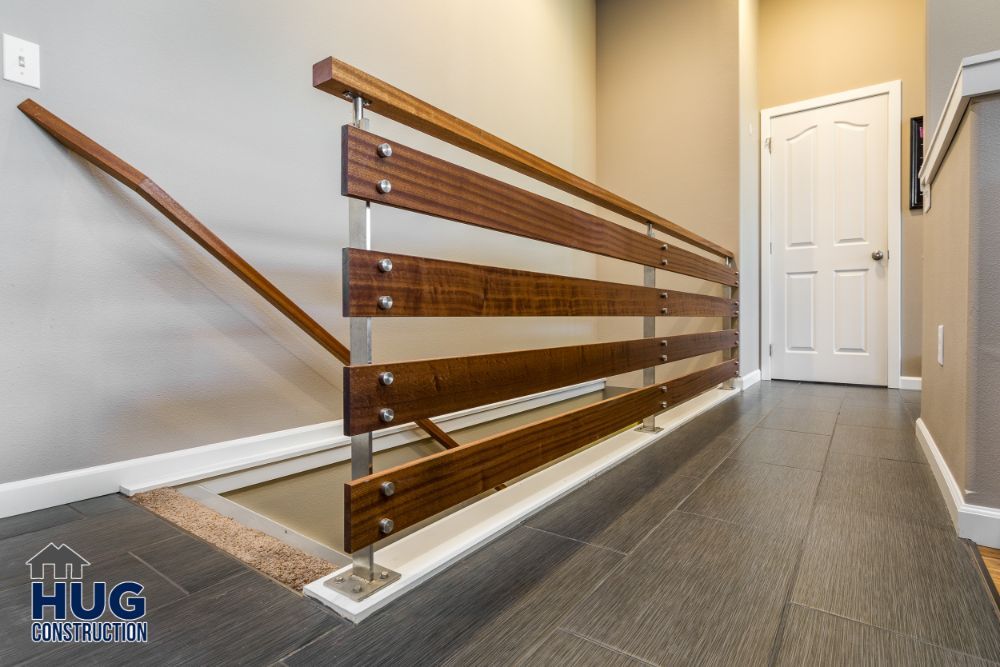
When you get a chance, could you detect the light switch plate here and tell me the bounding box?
[937,324,944,366]
[3,34,40,88]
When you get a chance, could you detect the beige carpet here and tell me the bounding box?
[132,488,335,592]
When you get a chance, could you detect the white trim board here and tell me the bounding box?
[920,49,1000,208]
[899,376,922,391]
[304,385,741,622]
[0,379,603,519]
[760,81,903,389]
[915,418,1000,548]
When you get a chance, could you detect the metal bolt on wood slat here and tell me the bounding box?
[377,143,393,158]
[377,179,392,194]
[377,258,393,272]
[379,408,395,423]
[377,295,394,310]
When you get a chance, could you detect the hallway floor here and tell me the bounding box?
[3,381,1000,665]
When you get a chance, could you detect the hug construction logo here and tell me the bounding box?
[26,543,148,644]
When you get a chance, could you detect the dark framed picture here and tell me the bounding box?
[910,116,924,209]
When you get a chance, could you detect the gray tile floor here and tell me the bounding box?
[2,381,998,665]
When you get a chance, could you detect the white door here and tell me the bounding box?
[768,93,889,385]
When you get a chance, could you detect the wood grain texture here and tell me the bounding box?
[314,57,734,259]
[342,125,737,286]
[343,360,738,551]
[16,100,461,451]
[344,330,737,434]
[344,249,738,318]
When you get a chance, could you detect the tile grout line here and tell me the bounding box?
[127,549,191,597]
[559,628,661,666]
[787,602,1000,666]
[765,400,840,666]
[521,525,629,556]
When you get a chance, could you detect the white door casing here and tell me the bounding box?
[761,82,901,387]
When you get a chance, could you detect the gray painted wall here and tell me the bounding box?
[967,94,1000,508]
[927,0,1000,131]
[0,0,598,483]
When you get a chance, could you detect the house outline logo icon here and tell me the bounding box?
[25,543,91,580]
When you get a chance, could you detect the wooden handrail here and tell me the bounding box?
[17,99,460,451]
[314,57,735,260]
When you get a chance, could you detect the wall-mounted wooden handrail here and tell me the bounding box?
[344,359,739,551]
[314,57,735,260]
[17,99,460,451]
[342,125,738,286]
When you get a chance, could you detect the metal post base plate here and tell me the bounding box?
[635,424,663,433]
[323,566,401,602]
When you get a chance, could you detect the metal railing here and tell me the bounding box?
[314,58,739,600]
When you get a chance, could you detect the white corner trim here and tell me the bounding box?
[0,379,603,519]
[760,81,902,388]
[738,369,761,391]
[899,376,922,391]
[305,385,740,622]
[915,418,1000,548]
[920,49,1000,201]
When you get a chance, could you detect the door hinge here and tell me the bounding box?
[769,343,773,357]
[764,137,772,152]
[769,241,773,254]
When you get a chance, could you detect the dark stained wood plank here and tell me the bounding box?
[343,360,738,551]
[342,125,737,286]
[16,100,460,451]
[314,57,734,259]
[344,330,737,434]
[344,249,738,318]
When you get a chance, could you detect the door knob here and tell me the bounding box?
[871,249,884,261]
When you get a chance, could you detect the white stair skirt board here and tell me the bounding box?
[0,379,603,519]
[915,418,1000,549]
[899,376,922,391]
[305,384,741,623]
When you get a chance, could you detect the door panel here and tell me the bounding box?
[769,94,889,385]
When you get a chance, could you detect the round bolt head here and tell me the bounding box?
[660,386,667,393]
[377,179,392,194]
[381,481,396,497]
[660,340,668,347]
[660,354,668,362]
[379,518,395,534]
[380,570,389,579]
[660,401,668,409]
[377,143,393,158]
[379,408,395,423]
[335,575,344,583]
[661,244,668,251]
[377,295,394,310]
[660,292,668,299]
[378,371,395,386]
[377,258,394,273]
[661,308,668,315]
[661,259,669,266]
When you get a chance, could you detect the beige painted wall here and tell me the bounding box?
[920,115,971,493]
[759,0,926,379]
[594,0,740,387]
[0,0,597,483]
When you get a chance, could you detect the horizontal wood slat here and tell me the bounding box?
[344,359,739,551]
[314,57,734,259]
[344,330,738,434]
[342,125,737,287]
[343,249,738,318]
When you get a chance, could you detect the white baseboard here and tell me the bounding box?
[0,380,603,519]
[305,384,740,622]
[915,418,1000,548]
[738,369,761,391]
[900,376,923,391]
